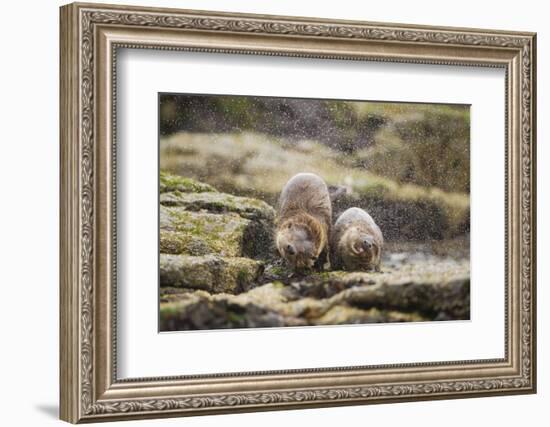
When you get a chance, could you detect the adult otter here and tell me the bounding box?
[331,207,383,272]
[276,173,332,272]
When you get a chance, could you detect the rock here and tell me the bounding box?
[159,281,318,331]
[160,191,275,221]
[159,260,468,331]
[315,306,425,325]
[159,285,304,331]
[159,187,276,259]
[286,271,376,299]
[159,287,199,303]
[160,254,264,294]
[160,206,251,257]
[261,259,296,283]
[225,282,328,320]
[160,230,212,256]
[285,256,471,320]
[329,276,470,319]
[160,171,217,193]
[158,282,301,331]
[354,108,470,193]
[155,173,471,329]
[160,205,274,259]
[158,277,431,331]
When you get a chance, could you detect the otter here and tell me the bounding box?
[330,207,383,272]
[275,173,332,272]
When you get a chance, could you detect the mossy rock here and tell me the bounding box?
[159,282,310,331]
[159,236,470,330]
[274,254,470,320]
[160,205,274,259]
[160,294,293,331]
[328,275,470,320]
[159,257,469,331]
[315,306,426,325]
[160,171,217,193]
[160,190,275,221]
[285,254,470,320]
[159,254,264,294]
[353,108,470,194]
[158,276,452,331]
[160,206,250,257]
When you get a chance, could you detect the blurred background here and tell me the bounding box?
[159,94,470,243]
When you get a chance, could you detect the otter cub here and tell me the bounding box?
[276,173,332,272]
[331,207,383,272]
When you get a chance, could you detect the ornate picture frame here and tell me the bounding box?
[60,2,536,423]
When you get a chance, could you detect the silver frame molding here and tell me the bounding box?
[60,2,537,423]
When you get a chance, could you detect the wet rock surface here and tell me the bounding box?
[159,173,470,331]
[160,171,217,193]
[159,174,275,259]
[160,254,264,294]
[160,208,250,257]
[160,191,274,222]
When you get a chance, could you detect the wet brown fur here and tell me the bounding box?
[276,173,332,271]
[278,212,328,258]
[330,207,383,272]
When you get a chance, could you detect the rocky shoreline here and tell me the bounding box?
[158,172,470,331]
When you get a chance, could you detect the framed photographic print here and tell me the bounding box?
[60,2,537,423]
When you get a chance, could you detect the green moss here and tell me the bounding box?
[268,266,287,277]
[236,269,249,283]
[227,311,246,324]
[160,171,217,193]
[160,254,264,294]
[160,230,213,256]
[320,271,349,280]
[160,190,275,222]
[160,302,184,317]
[162,208,249,257]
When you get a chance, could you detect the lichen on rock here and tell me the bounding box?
[160,171,217,193]
[159,259,469,331]
[160,295,294,331]
[160,254,264,294]
[160,206,250,257]
[160,190,274,221]
[315,306,426,325]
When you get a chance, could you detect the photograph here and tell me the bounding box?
[158,93,471,331]
[57,2,536,422]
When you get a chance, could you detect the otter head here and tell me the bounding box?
[276,220,321,272]
[340,227,379,270]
